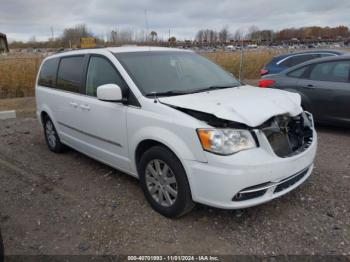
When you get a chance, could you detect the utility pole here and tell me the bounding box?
[144,9,149,41]
[50,26,54,39]
[239,36,244,81]
[50,26,54,47]
[168,28,171,46]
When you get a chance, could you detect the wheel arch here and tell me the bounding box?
[135,139,178,172]
[37,104,58,128]
[130,126,207,176]
[40,111,49,125]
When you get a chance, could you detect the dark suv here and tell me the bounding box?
[260,50,347,76]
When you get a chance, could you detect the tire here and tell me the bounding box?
[43,115,67,153]
[138,146,195,218]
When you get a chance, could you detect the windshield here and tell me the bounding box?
[114,51,240,96]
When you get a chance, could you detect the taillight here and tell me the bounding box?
[260,69,269,76]
[259,79,276,88]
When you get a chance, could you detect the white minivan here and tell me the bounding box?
[36,47,317,217]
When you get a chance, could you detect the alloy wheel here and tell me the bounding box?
[145,159,178,207]
[45,120,57,148]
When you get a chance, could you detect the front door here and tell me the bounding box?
[70,55,131,172]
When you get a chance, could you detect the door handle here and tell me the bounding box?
[304,84,314,89]
[79,104,91,111]
[69,102,78,108]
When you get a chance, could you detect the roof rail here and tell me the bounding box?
[54,46,107,54]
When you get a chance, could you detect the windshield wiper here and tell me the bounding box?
[145,90,190,97]
[145,84,240,97]
[192,84,240,94]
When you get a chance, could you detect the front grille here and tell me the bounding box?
[232,167,310,202]
[262,112,313,158]
[274,168,308,193]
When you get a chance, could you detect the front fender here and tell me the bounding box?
[128,126,207,175]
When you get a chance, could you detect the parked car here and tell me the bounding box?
[225,45,236,51]
[260,50,347,76]
[259,55,350,126]
[36,47,317,217]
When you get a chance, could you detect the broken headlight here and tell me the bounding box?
[197,129,256,155]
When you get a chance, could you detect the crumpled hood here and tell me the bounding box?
[159,85,302,127]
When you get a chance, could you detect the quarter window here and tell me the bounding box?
[86,56,127,97]
[57,56,84,93]
[38,58,59,88]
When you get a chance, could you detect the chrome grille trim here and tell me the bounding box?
[232,166,310,201]
[239,167,309,194]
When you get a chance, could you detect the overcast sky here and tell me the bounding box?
[1,0,350,42]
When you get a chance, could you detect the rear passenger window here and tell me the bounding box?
[38,58,59,88]
[332,62,350,82]
[86,56,127,97]
[57,56,84,93]
[309,61,350,82]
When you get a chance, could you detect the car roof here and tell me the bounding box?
[108,46,192,53]
[273,49,348,60]
[283,54,350,74]
[46,46,191,59]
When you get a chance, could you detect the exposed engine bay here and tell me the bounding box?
[173,106,314,158]
[259,112,314,157]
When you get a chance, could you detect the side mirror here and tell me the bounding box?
[97,84,123,102]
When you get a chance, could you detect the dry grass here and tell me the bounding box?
[2,48,347,99]
[0,51,281,99]
[203,50,283,79]
[205,48,350,79]
[0,56,43,98]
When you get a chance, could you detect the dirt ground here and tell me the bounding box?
[0,97,36,117]
[0,98,349,256]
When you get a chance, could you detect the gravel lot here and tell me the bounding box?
[0,115,349,256]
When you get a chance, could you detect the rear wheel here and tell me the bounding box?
[43,116,67,153]
[138,146,195,218]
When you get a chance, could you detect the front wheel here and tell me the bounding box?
[138,146,195,218]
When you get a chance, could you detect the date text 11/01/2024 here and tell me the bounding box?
[127,255,219,261]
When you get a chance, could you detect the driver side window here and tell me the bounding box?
[86,56,127,97]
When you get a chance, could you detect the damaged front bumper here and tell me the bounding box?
[182,119,317,209]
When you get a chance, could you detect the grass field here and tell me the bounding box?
[0,49,316,99]
[204,50,279,79]
[0,55,43,98]
[0,50,277,99]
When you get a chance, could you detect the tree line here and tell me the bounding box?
[9,24,163,49]
[195,25,350,43]
[8,24,350,49]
